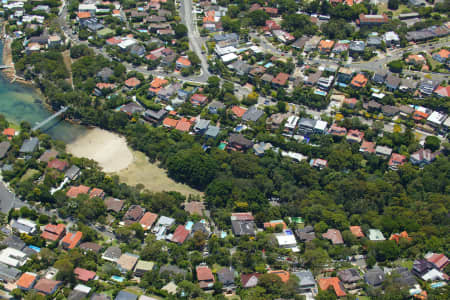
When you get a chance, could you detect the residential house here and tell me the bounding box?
[159,265,187,278]
[292,36,310,50]
[366,100,382,112]
[410,148,439,166]
[375,145,392,157]
[264,220,287,230]
[406,54,426,65]
[333,41,350,54]
[120,102,144,116]
[262,73,275,85]
[388,153,406,170]
[217,267,235,290]
[296,226,315,243]
[349,226,365,238]
[171,225,190,244]
[89,188,105,199]
[372,72,387,85]
[432,49,449,63]
[318,40,335,54]
[350,73,368,88]
[390,231,411,244]
[360,141,375,154]
[190,94,208,106]
[318,277,346,297]
[152,216,175,240]
[1,235,25,251]
[175,118,193,132]
[385,73,401,91]
[143,109,167,125]
[294,270,317,295]
[16,272,37,290]
[41,224,66,242]
[20,137,39,154]
[66,185,90,198]
[228,134,253,151]
[2,128,15,139]
[276,232,298,252]
[208,101,226,114]
[193,119,210,134]
[123,205,145,225]
[117,253,139,273]
[205,126,220,139]
[61,231,83,250]
[367,36,382,48]
[368,229,385,241]
[358,14,389,26]
[124,77,141,89]
[346,129,364,143]
[329,123,347,136]
[427,111,447,128]
[338,269,361,284]
[79,242,102,254]
[349,41,365,53]
[383,31,400,47]
[310,158,328,169]
[425,253,449,270]
[382,105,400,117]
[176,57,191,69]
[97,67,114,82]
[337,68,353,83]
[304,71,322,86]
[433,85,450,98]
[0,263,20,283]
[322,229,344,245]
[11,218,36,235]
[134,261,154,277]
[231,212,256,236]
[102,246,122,263]
[297,118,317,135]
[65,165,81,181]
[0,247,27,267]
[196,266,215,289]
[74,268,96,282]
[242,106,264,122]
[272,73,289,87]
[104,197,124,213]
[34,279,61,295]
[241,273,260,288]
[115,291,138,300]
[139,212,158,231]
[364,267,385,287]
[268,270,290,283]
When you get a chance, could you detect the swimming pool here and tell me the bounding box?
[111,275,125,282]
[314,90,327,96]
[185,221,194,230]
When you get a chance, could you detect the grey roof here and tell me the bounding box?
[209,100,226,110]
[155,216,175,227]
[217,267,235,285]
[242,106,264,122]
[213,33,238,42]
[194,119,210,131]
[0,263,21,282]
[0,141,11,159]
[382,105,399,116]
[159,264,187,276]
[0,181,24,214]
[65,165,80,180]
[229,134,253,149]
[292,36,310,49]
[205,126,220,138]
[372,72,387,84]
[293,270,315,287]
[229,60,251,75]
[20,137,39,153]
[338,268,361,283]
[191,222,209,235]
[144,109,167,121]
[11,219,34,234]
[393,267,417,287]
[298,118,316,128]
[386,73,401,88]
[69,290,89,300]
[231,220,256,236]
[1,235,26,250]
[296,226,315,242]
[102,246,122,260]
[367,36,382,46]
[97,67,114,81]
[349,41,366,52]
[364,267,385,286]
[115,291,138,300]
[91,294,111,300]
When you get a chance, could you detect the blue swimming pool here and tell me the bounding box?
[314,90,327,96]
[111,275,125,282]
[185,221,194,230]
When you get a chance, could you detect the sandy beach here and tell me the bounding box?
[1,37,15,80]
[67,128,134,173]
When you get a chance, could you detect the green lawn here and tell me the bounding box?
[20,169,40,182]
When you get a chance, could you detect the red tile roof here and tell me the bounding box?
[66,185,90,198]
[41,223,66,241]
[61,231,83,249]
[351,73,368,88]
[139,212,158,230]
[191,94,208,106]
[3,128,15,137]
[360,140,375,153]
[163,117,179,128]
[47,159,68,172]
[413,110,429,121]
[319,277,346,297]
[176,56,191,67]
[77,12,91,19]
[329,124,347,136]
[196,266,214,281]
[263,221,287,230]
[171,225,190,244]
[34,279,61,295]
[349,226,364,238]
[241,273,260,288]
[231,106,247,118]
[96,83,116,90]
[124,77,141,88]
[388,153,406,168]
[16,272,37,289]
[268,270,290,283]
[175,118,192,132]
[434,85,450,97]
[74,267,96,282]
[231,212,254,221]
[272,73,289,86]
[150,77,168,89]
[426,253,449,270]
[322,229,344,245]
[389,231,411,244]
[89,188,105,199]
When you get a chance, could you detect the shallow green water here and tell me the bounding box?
[0,41,87,143]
